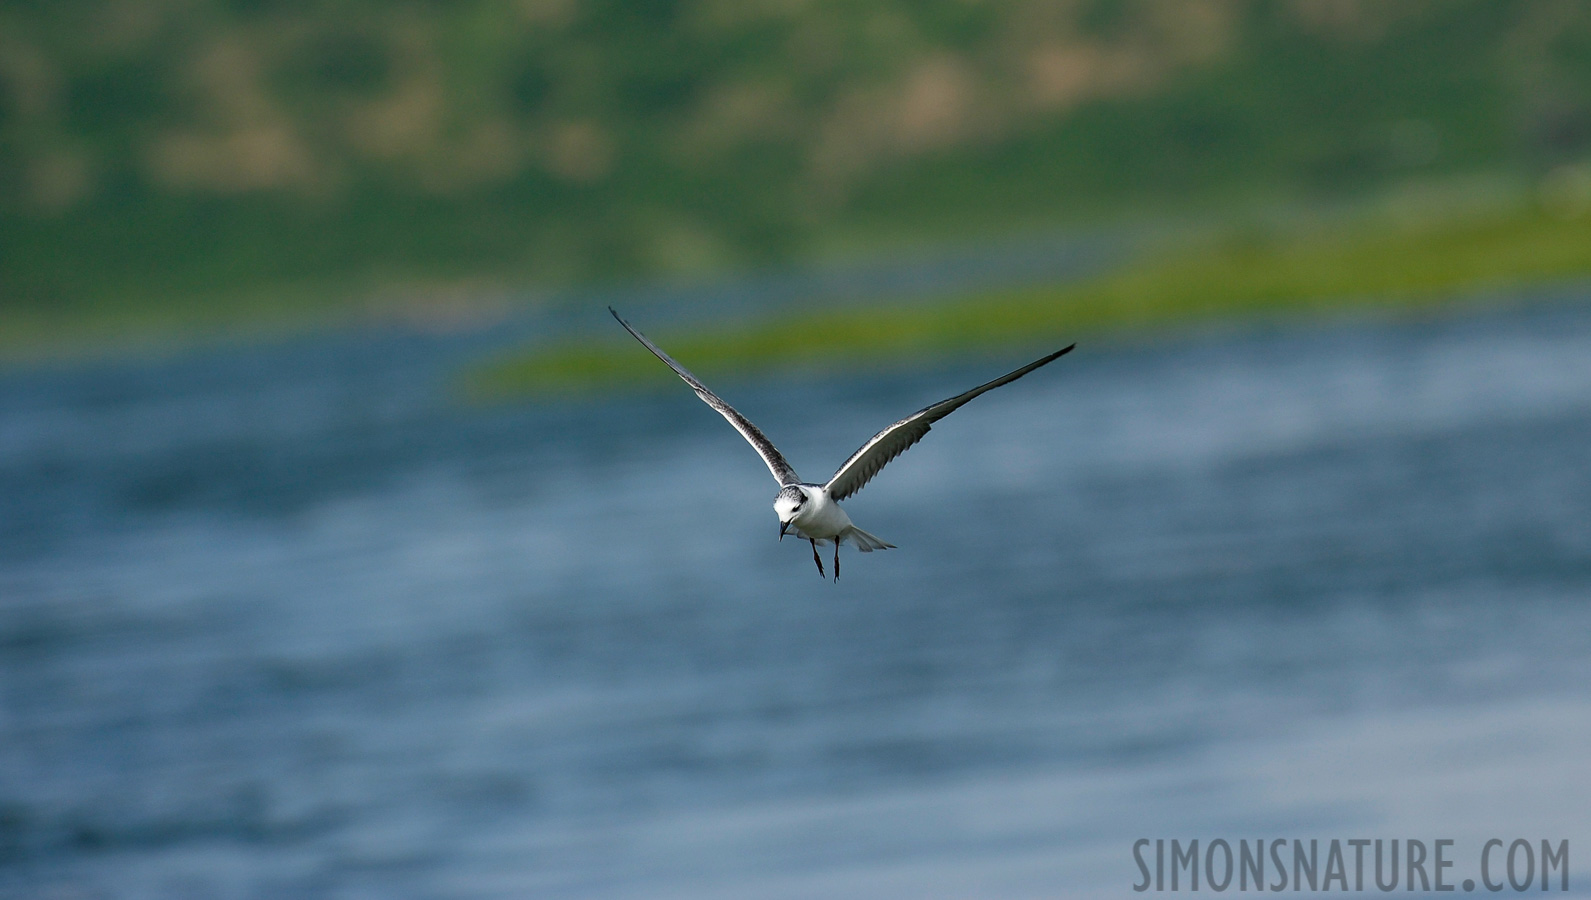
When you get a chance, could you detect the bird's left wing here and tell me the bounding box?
[611,308,801,487]
[824,344,1075,502]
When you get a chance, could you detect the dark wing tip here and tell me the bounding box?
[610,307,649,345]
[1032,343,1077,368]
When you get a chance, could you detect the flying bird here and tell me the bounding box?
[611,307,1075,580]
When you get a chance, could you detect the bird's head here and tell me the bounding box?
[774,485,808,540]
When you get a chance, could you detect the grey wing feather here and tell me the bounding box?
[825,344,1076,501]
[611,308,800,487]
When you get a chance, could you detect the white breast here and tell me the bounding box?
[793,488,852,540]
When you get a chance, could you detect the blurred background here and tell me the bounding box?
[3,1,1591,897]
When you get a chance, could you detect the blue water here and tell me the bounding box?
[3,295,1591,898]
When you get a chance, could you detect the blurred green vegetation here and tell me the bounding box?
[3,1,1591,347]
[465,197,1591,398]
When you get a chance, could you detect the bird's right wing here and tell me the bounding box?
[825,344,1075,502]
[611,308,800,487]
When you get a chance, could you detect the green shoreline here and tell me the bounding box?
[463,202,1591,400]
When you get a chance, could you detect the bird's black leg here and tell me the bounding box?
[833,541,840,582]
[809,538,825,578]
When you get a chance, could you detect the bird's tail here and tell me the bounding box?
[843,525,896,552]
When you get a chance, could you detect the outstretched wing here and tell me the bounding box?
[611,308,800,487]
[825,344,1075,502]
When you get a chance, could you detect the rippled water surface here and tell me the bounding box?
[3,297,1591,897]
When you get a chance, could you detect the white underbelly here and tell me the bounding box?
[793,495,851,540]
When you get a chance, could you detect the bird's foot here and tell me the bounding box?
[809,539,825,578]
